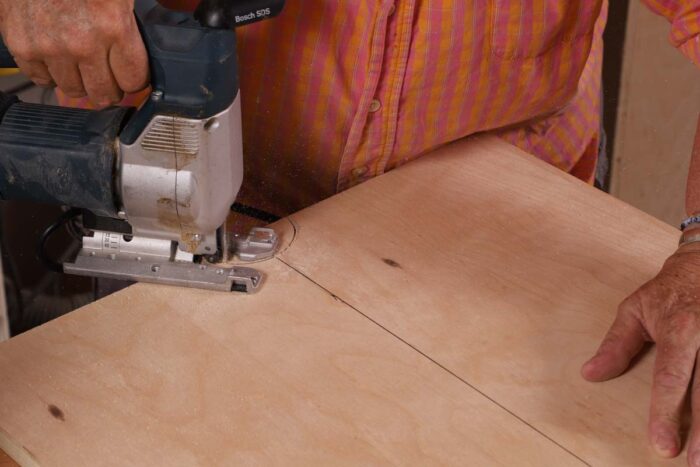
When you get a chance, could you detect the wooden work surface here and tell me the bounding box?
[0,136,682,466]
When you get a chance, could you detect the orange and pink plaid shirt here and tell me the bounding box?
[60,0,700,218]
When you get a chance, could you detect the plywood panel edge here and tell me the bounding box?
[0,428,36,467]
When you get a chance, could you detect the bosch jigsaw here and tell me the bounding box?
[0,0,285,293]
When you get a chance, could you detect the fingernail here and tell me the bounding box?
[690,451,700,467]
[581,357,599,378]
[583,357,596,369]
[654,432,679,457]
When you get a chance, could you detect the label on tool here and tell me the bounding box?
[235,8,271,24]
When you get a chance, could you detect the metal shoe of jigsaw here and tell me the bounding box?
[0,0,285,293]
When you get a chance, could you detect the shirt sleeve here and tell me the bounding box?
[641,0,700,66]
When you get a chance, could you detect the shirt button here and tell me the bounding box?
[352,166,369,177]
[368,99,382,113]
[387,3,396,15]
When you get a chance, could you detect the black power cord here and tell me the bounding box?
[230,202,280,223]
[0,207,24,329]
[36,208,82,274]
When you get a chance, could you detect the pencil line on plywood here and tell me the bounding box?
[275,255,592,466]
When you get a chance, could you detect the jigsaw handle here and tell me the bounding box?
[195,0,285,28]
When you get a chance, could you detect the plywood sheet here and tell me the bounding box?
[277,136,681,465]
[0,242,580,465]
[0,136,683,465]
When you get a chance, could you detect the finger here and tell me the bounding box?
[45,59,86,98]
[582,297,648,382]
[108,18,149,93]
[649,328,698,458]
[14,58,54,87]
[78,53,123,109]
[686,353,700,466]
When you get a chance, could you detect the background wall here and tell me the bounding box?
[610,2,700,226]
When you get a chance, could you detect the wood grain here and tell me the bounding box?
[0,236,580,465]
[277,136,682,465]
[0,135,683,465]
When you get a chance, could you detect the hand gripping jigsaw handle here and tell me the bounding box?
[0,5,241,123]
[120,4,241,144]
[0,0,153,68]
[0,0,285,69]
[121,0,286,142]
[0,0,285,216]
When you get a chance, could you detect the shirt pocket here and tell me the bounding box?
[489,0,603,60]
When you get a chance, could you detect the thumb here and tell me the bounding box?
[582,296,648,382]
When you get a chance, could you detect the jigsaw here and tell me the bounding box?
[0,0,285,293]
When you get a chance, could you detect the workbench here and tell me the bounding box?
[0,136,683,465]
